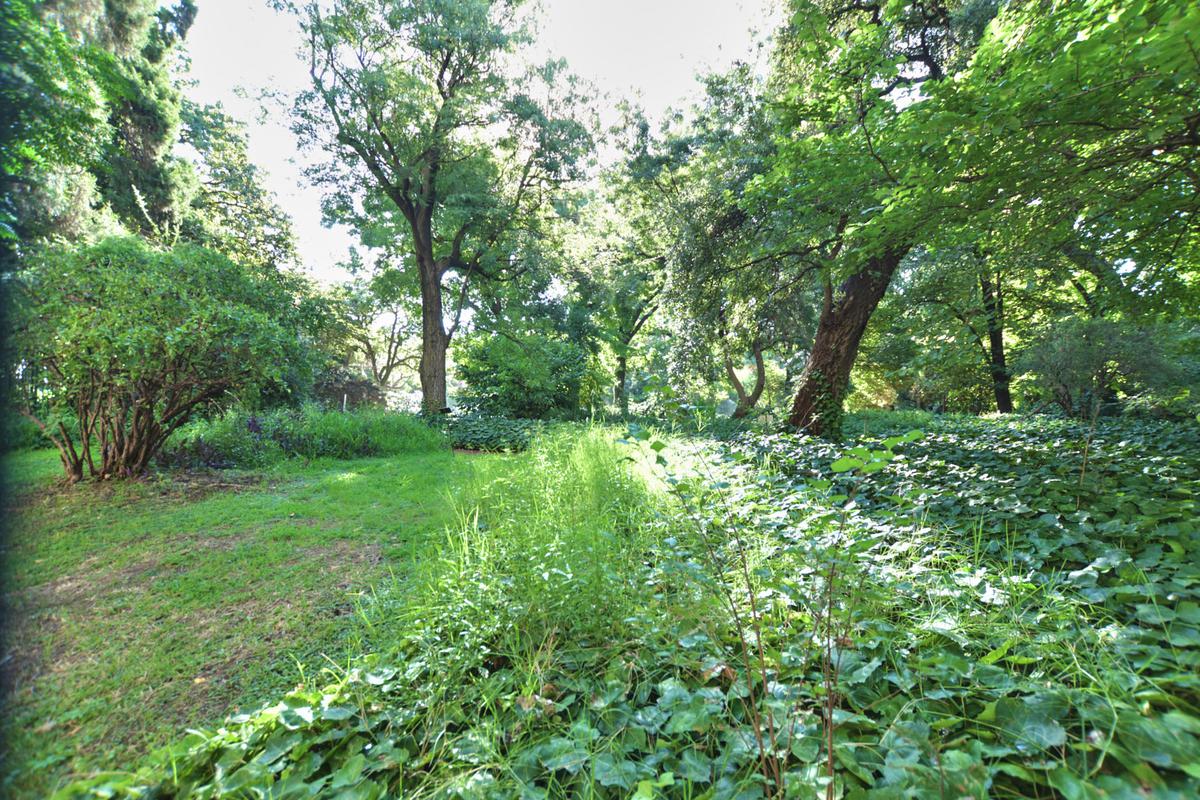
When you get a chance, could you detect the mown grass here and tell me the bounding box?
[0,447,513,798]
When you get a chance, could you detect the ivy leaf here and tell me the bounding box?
[593,753,639,789]
[995,696,1068,752]
[538,738,589,774]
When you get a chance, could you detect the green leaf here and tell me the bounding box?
[593,753,639,789]
[995,696,1068,752]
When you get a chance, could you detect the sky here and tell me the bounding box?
[184,0,780,282]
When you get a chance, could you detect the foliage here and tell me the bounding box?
[1,414,53,452]
[10,237,305,481]
[719,411,1200,795]
[455,333,590,419]
[439,412,541,452]
[328,266,420,394]
[159,406,447,469]
[1020,317,1191,417]
[310,363,387,411]
[731,0,1200,434]
[179,100,298,269]
[0,0,105,247]
[75,0,199,238]
[40,413,1200,798]
[284,0,594,412]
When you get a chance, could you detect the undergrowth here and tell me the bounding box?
[53,414,1200,798]
[158,406,448,468]
[439,413,544,453]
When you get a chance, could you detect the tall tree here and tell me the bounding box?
[180,100,297,269]
[569,178,667,416]
[0,0,106,255]
[285,0,591,413]
[91,0,198,235]
[755,0,993,436]
[758,0,1197,436]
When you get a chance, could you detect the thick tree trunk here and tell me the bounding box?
[615,355,628,416]
[726,343,766,419]
[978,271,1013,413]
[787,249,907,437]
[417,259,449,414]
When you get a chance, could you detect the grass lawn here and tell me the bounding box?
[0,447,508,798]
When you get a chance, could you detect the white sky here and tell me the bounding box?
[184,0,780,282]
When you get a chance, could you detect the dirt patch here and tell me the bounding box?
[158,471,268,502]
[9,470,268,512]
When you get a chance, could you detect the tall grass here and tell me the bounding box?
[160,405,448,468]
[367,426,663,654]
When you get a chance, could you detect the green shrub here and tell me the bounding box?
[160,406,446,468]
[455,333,588,418]
[440,412,542,452]
[1,414,52,452]
[10,237,308,481]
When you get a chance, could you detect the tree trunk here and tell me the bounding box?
[417,258,449,414]
[727,343,766,419]
[1061,242,1136,314]
[978,271,1013,413]
[615,355,628,416]
[788,249,907,437]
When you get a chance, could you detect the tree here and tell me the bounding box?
[332,268,420,394]
[180,100,298,269]
[631,65,817,419]
[568,180,666,415]
[10,237,303,481]
[89,0,199,236]
[0,0,109,256]
[752,0,1198,436]
[749,0,996,436]
[285,0,592,413]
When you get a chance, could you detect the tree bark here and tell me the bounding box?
[787,248,908,437]
[978,271,1013,413]
[614,355,628,416]
[417,256,449,414]
[727,342,766,419]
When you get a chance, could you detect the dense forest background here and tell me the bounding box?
[3,0,1197,475]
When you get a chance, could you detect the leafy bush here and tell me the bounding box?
[160,406,446,468]
[455,334,589,418]
[1,414,52,452]
[9,237,307,481]
[1019,317,1188,417]
[439,412,541,452]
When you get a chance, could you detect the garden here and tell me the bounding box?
[3,0,1199,798]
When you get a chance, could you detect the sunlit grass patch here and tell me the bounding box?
[0,448,499,797]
